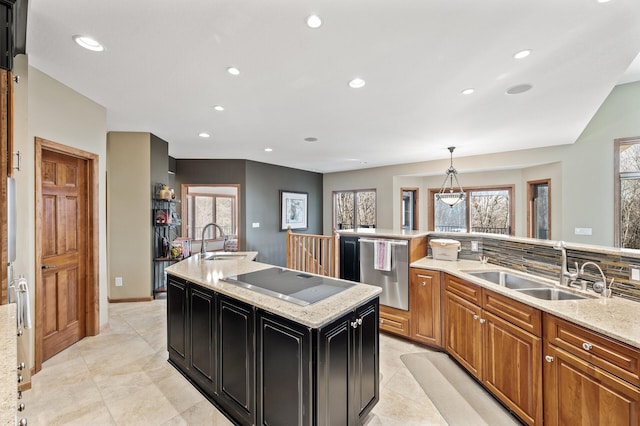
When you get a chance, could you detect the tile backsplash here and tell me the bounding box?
[428,233,640,302]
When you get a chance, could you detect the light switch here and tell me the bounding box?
[115,277,123,287]
[574,227,592,236]
[471,241,479,252]
[252,222,260,228]
[631,267,640,282]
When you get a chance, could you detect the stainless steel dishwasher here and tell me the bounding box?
[359,238,409,311]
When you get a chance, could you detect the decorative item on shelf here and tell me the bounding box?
[174,237,191,257]
[170,188,176,199]
[155,209,170,224]
[436,146,466,208]
[170,241,183,260]
[159,185,172,200]
[161,237,170,258]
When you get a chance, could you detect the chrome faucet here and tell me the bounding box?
[553,241,578,286]
[200,223,226,256]
[579,261,613,297]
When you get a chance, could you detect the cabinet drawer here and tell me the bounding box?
[483,289,542,337]
[379,311,410,337]
[544,314,640,387]
[444,274,482,305]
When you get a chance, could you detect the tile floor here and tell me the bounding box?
[22,300,448,425]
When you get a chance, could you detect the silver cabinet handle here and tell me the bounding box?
[380,319,385,324]
[582,342,593,351]
[17,362,25,371]
[18,419,27,426]
[17,374,23,383]
[351,321,358,329]
[18,403,25,412]
[545,355,554,362]
[473,315,479,320]
[357,318,363,326]
[421,281,426,287]
[17,329,23,337]
[479,318,486,324]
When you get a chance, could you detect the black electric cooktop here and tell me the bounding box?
[223,267,355,306]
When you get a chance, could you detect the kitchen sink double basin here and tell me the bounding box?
[466,270,587,301]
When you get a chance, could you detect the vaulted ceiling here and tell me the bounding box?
[26,0,640,172]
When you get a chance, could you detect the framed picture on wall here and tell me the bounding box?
[280,190,308,231]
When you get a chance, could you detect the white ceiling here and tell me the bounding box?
[25,0,640,173]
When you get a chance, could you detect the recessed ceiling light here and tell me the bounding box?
[213,105,225,111]
[306,15,322,29]
[513,49,532,59]
[198,132,211,138]
[461,88,475,95]
[349,78,366,89]
[72,35,104,52]
[506,84,533,95]
[597,0,612,3]
[264,148,273,152]
[304,137,318,142]
[227,67,240,76]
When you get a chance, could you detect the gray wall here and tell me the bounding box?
[245,161,323,266]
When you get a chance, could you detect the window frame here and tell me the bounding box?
[614,136,640,248]
[181,184,240,243]
[428,184,515,235]
[332,188,377,230]
[527,178,552,240]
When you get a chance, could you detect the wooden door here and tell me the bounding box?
[410,269,442,347]
[544,344,640,426]
[444,290,483,379]
[483,311,542,425]
[40,149,88,360]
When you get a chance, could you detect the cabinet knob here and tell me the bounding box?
[545,355,554,363]
[17,362,25,371]
[17,329,23,337]
[479,318,486,324]
[421,281,426,287]
[380,319,385,324]
[582,342,593,351]
[351,321,358,329]
[18,419,27,426]
[473,315,479,320]
[18,403,25,412]
[17,374,23,383]
[357,318,363,326]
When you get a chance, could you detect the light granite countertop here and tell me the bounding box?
[412,257,640,350]
[0,304,17,426]
[165,252,382,329]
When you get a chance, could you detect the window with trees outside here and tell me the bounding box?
[182,185,238,241]
[334,190,376,230]
[429,186,514,235]
[615,138,640,249]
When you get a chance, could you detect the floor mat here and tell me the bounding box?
[400,352,523,426]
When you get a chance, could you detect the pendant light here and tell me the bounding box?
[436,147,466,207]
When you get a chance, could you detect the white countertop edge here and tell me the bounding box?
[165,253,382,329]
[411,257,640,350]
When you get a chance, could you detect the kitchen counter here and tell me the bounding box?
[165,251,381,328]
[412,257,640,349]
[337,228,429,239]
[0,304,17,426]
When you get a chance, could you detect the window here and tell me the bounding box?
[527,179,551,239]
[333,189,376,230]
[182,185,239,241]
[401,188,419,231]
[429,186,514,235]
[615,138,640,249]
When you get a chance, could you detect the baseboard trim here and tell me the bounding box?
[108,297,154,303]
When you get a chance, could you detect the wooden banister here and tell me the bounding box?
[286,227,339,277]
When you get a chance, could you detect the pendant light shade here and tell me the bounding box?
[436,147,466,207]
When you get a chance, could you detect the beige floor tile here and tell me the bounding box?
[162,400,234,426]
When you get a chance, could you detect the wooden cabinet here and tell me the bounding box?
[166,274,379,426]
[379,308,410,337]
[443,274,542,425]
[543,314,640,425]
[410,268,441,347]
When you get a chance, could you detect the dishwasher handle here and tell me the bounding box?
[359,238,408,246]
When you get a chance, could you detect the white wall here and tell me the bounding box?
[324,81,640,248]
[11,55,108,368]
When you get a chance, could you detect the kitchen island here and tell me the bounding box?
[164,253,382,426]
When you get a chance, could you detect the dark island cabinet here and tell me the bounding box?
[167,276,188,371]
[166,274,380,426]
[217,296,255,425]
[256,311,312,425]
[317,298,380,425]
